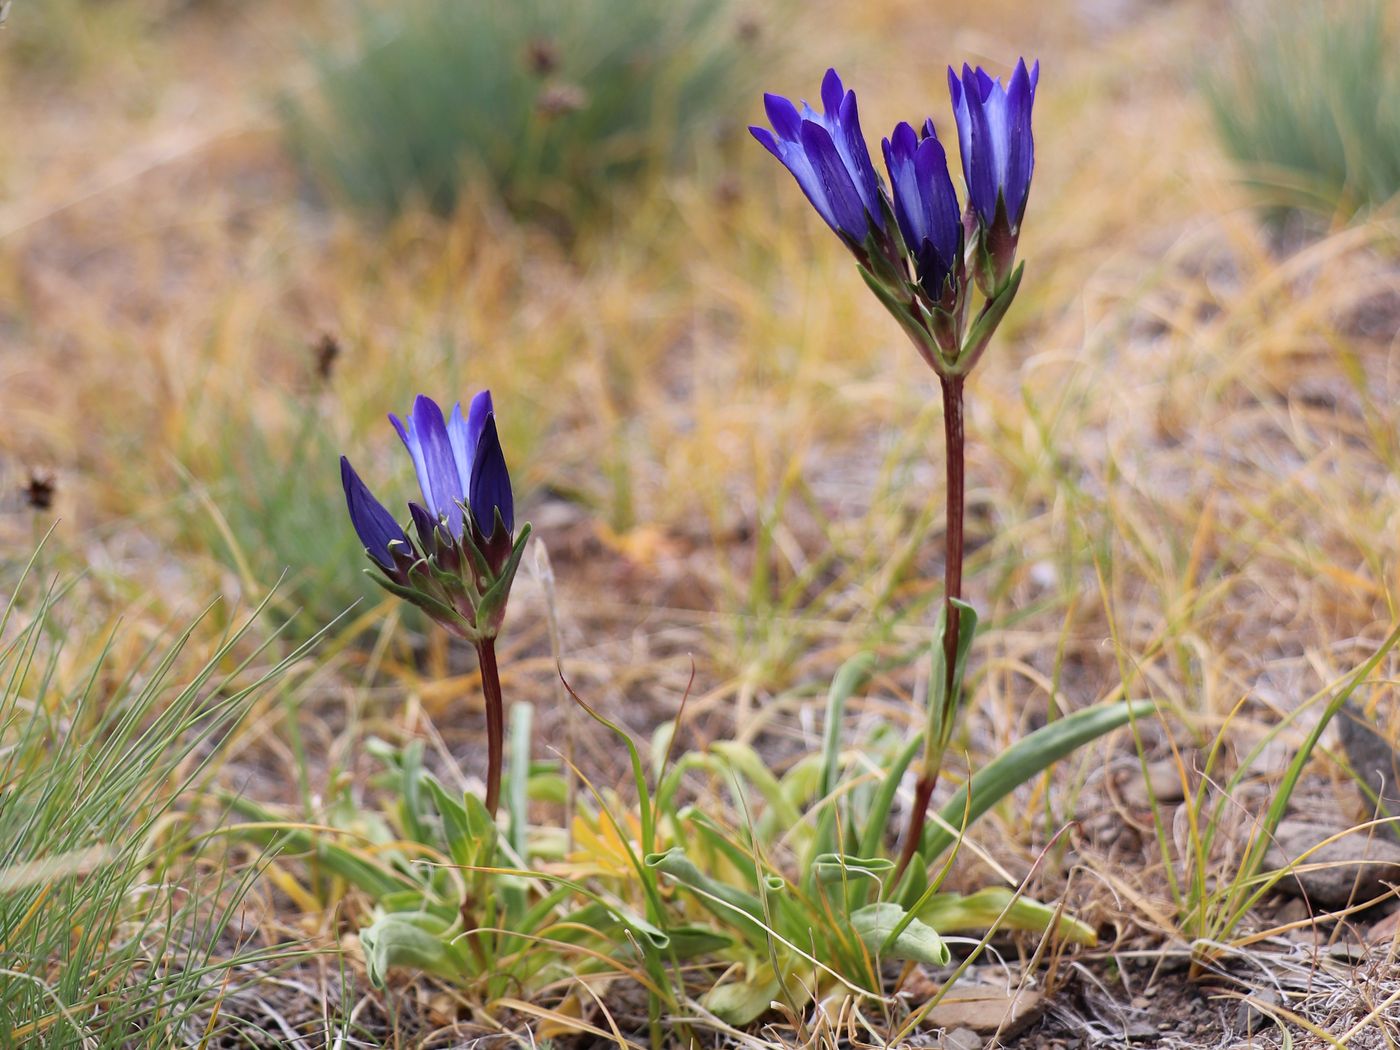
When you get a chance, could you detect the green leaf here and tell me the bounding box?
[810,654,876,870]
[915,700,1154,887]
[423,777,475,870]
[928,598,979,756]
[359,910,472,986]
[663,924,734,959]
[709,741,801,834]
[226,796,411,901]
[917,888,1096,946]
[812,852,895,886]
[507,701,533,860]
[849,903,950,965]
[703,969,783,1026]
[820,654,876,799]
[646,848,768,940]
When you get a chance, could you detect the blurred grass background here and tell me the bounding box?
[2,0,1399,1041]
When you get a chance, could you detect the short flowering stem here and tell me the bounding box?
[895,374,966,881]
[476,638,505,816]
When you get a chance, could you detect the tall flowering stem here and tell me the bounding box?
[477,637,505,815]
[754,62,1037,879]
[341,391,528,816]
[940,375,966,702]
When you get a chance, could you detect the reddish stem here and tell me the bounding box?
[477,638,504,816]
[895,376,966,881]
[940,374,966,698]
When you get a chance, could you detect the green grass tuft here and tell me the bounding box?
[283,0,758,225]
[0,550,301,1048]
[1204,0,1400,222]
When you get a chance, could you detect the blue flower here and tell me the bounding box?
[340,456,411,572]
[948,59,1038,230]
[882,120,963,301]
[388,392,514,541]
[750,68,887,243]
[340,390,525,641]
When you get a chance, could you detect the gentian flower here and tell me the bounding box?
[948,59,1038,232]
[341,391,528,642]
[390,392,514,546]
[750,68,888,246]
[882,119,964,306]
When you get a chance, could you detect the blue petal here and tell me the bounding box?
[389,410,434,519]
[883,121,926,251]
[913,133,961,290]
[820,68,844,118]
[756,122,838,231]
[960,65,1000,225]
[409,395,464,535]
[408,500,437,551]
[466,390,493,452]
[469,415,514,538]
[800,120,868,240]
[763,93,803,142]
[948,67,974,199]
[447,404,473,498]
[835,88,884,228]
[341,456,410,570]
[1002,58,1037,224]
[750,125,782,159]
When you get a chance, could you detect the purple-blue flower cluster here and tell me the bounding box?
[751,61,1038,375]
[341,391,528,641]
[750,69,886,244]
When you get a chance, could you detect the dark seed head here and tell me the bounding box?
[24,468,55,511]
[525,38,560,77]
[313,332,340,381]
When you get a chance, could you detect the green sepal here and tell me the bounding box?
[365,565,463,629]
[857,264,946,371]
[956,261,1024,375]
[475,522,532,635]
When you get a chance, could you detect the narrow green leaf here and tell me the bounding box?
[916,700,1154,882]
[917,888,1096,945]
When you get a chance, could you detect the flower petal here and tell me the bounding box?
[389,411,433,516]
[763,93,803,142]
[750,125,782,159]
[469,415,514,538]
[466,390,494,452]
[341,456,410,570]
[948,66,974,197]
[447,403,473,497]
[960,65,1000,225]
[835,87,884,227]
[409,395,464,535]
[820,68,844,118]
[1002,58,1036,223]
[800,120,868,240]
